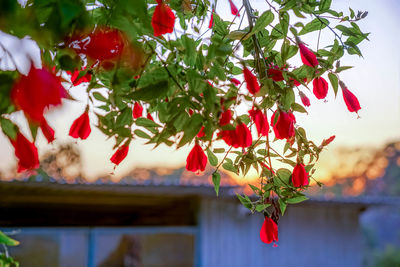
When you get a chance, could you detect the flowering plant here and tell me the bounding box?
[0,0,368,245]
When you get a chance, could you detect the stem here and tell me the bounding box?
[312,12,346,48]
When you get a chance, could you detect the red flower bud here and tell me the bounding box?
[188,109,194,116]
[321,135,335,146]
[40,119,55,143]
[197,126,205,138]
[147,113,154,121]
[228,0,240,16]
[230,78,241,86]
[69,112,91,140]
[313,77,328,99]
[341,84,361,113]
[10,132,39,173]
[271,110,296,140]
[133,102,143,119]
[260,217,278,244]
[243,67,260,95]
[11,66,67,123]
[185,143,207,174]
[249,108,269,136]
[219,109,232,126]
[298,43,318,67]
[110,144,129,165]
[208,10,214,29]
[292,163,309,187]
[299,91,310,107]
[152,0,176,36]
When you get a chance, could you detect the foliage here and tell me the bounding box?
[0,231,19,267]
[0,0,369,243]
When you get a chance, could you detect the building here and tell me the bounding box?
[0,180,397,267]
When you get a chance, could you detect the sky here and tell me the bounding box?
[0,0,399,182]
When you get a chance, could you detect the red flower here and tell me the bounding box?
[271,110,296,140]
[218,130,236,147]
[313,77,328,99]
[10,132,40,173]
[186,143,207,173]
[188,109,194,116]
[219,109,232,126]
[69,111,91,140]
[67,69,92,86]
[197,126,205,138]
[133,102,143,119]
[152,0,176,36]
[298,43,318,67]
[249,108,269,136]
[267,68,284,82]
[208,10,214,29]
[228,0,240,16]
[341,84,361,113]
[110,144,129,165]
[71,28,125,62]
[292,163,309,187]
[299,91,310,107]
[40,119,55,143]
[260,217,278,244]
[11,66,67,123]
[234,123,252,148]
[230,78,241,86]
[147,113,154,121]
[321,135,335,146]
[243,67,260,95]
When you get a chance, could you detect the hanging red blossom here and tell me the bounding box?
[208,10,214,29]
[267,68,284,82]
[230,78,241,86]
[67,69,92,86]
[219,109,232,126]
[110,144,130,165]
[69,111,91,140]
[186,143,207,173]
[133,102,143,119]
[249,108,269,136]
[292,163,309,187]
[11,66,67,123]
[299,91,311,107]
[40,119,55,143]
[271,110,296,140]
[10,132,40,173]
[235,123,252,148]
[298,43,318,67]
[313,77,328,99]
[152,0,176,36]
[71,28,125,62]
[197,126,205,138]
[341,84,361,113]
[243,67,260,95]
[260,217,278,244]
[228,0,240,16]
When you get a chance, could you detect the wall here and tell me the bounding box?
[199,199,363,267]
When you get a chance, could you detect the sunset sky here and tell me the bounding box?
[0,0,399,182]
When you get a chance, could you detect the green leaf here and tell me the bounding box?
[212,172,221,196]
[282,89,295,110]
[255,203,271,212]
[0,118,17,140]
[286,195,308,204]
[276,168,292,185]
[213,148,225,153]
[278,198,287,215]
[207,148,218,166]
[328,73,338,97]
[299,18,329,35]
[116,108,133,128]
[0,231,19,246]
[292,103,308,113]
[222,161,237,174]
[251,10,274,35]
[178,114,203,148]
[236,193,252,209]
[134,129,151,139]
[226,30,251,41]
[135,117,161,128]
[319,0,332,11]
[132,80,169,101]
[92,92,107,102]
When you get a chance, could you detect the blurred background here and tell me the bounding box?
[1,0,400,266]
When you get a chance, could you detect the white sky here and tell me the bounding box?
[0,0,399,181]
